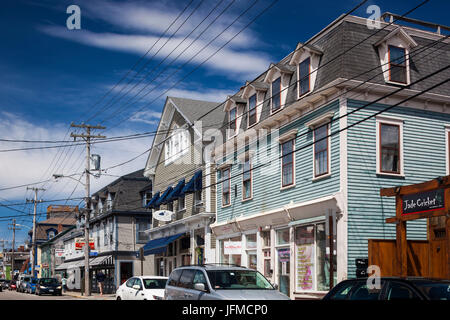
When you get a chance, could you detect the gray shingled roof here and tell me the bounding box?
[169,97,226,129]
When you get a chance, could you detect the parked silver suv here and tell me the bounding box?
[164,264,290,300]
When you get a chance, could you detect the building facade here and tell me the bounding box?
[55,169,154,293]
[142,97,225,276]
[210,13,450,299]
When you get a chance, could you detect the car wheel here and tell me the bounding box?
[116,296,121,300]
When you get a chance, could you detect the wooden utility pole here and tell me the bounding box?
[70,123,105,296]
[27,187,45,277]
[8,219,20,279]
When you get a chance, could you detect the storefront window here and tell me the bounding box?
[261,231,271,247]
[295,222,335,292]
[276,229,290,245]
[246,234,257,249]
[220,236,242,266]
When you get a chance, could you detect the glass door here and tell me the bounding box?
[277,248,290,296]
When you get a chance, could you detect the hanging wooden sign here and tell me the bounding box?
[402,189,445,216]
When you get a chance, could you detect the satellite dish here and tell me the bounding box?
[153,210,174,222]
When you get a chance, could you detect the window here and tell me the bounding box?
[136,219,150,243]
[194,190,202,205]
[47,230,56,240]
[379,123,400,174]
[281,139,295,187]
[143,191,152,207]
[165,127,189,165]
[242,159,252,200]
[179,269,195,289]
[299,57,310,96]
[104,224,108,246]
[167,202,173,212]
[386,282,421,300]
[229,107,237,137]
[248,94,257,127]
[388,45,407,84]
[222,168,231,206]
[271,77,281,112]
[178,196,185,212]
[192,271,208,289]
[314,124,329,177]
[167,269,182,287]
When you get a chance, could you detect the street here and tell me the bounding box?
[0,290,114,300]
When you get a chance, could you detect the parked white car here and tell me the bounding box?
[116,276,168,300]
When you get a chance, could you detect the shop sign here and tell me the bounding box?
[55,249,65,257]
[75,238,95,250]
[278,248,290,262]
[153,210,174,222]
[402,189,444,216]
[224,241,242,255]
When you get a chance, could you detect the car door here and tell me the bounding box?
[123,278,136,300]
[384,281,422,300]
[130,278,145,300]
[178,269,196,300]
[191,270,210,300]
[166,269,183,300]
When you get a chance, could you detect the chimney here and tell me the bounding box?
[57,224,63,233]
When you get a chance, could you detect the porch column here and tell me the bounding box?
[241,233,248,267]
[204,223,212,263]
[256,230,263,273]
[190,228,195,264]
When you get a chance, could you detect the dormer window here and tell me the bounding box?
[271,77,281,112]
[248,94,257,127]
[299,57,310,96]
[375,27,417,86]
[229,107,237,136]
[388,45,406,84]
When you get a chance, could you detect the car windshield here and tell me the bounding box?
[143,279,167,289]
[206,270,274,290]
[414,282,450,300]
[40,278,58,285]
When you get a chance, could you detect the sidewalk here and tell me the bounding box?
[63,291,116,300]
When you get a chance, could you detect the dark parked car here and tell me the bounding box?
[323,277,450,300]
[35,278,62,296]
[0,279,10,290]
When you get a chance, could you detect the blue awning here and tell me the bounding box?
[145,191,160,209]
[140,233,185,256]
[154,186,173,206]
[166,179,185,202]
[182,170,202,194]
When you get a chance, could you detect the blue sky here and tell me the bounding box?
[0,0,448,244]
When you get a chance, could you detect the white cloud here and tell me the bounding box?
[166,88,230,102]
[0,112,152,203]
[40,26,270,77]
[129,110,162,125]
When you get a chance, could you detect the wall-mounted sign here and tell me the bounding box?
[402,189,445,216]
[224,241,242,255]
[278,248,290,262]
[75,238,95,250]
[153,210,174,222]
[55,249,65,257]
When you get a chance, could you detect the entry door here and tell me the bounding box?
[120,262,133,285]
[277,248,290,296]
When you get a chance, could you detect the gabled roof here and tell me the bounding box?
[264,63,296,82]
[144,96,227,177]
[289,42,323,65]
[374,26,418,47]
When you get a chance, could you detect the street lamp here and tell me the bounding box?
[52,174,86,185]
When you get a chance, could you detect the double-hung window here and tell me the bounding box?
[229,107,237,137]
[248,94,257,127]
[314,124,329,177]
[388,45,407,84]
[242,158,252,200]
[379,123,400,174]
[281,139,295,187]
[299,57,310,96]
[271,77,281,112]
[136,218,151,243]
[222,168,231,206]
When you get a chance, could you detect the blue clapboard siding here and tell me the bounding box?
[346,99,450,277]
[216,100,341,223]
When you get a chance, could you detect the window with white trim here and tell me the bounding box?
[271,77,282,112]
[165,126,189,165]
[248,94,257,127]
[178,196,185,212]
[222,167,231,206]
[376,117,404,176]
[313,124,329,177]
[242,158,252,200]
[229,107,237,137]
[281,139,295,187]
[388,45,407,84]
[299,57,310,96]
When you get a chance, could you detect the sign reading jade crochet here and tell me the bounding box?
[402,189,444,216]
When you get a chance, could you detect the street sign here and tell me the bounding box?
[89,251,98,257]
[55,249,65,257]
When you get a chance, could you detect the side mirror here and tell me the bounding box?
[272,283,279,290]
[132,284,141,291]
[194,283,206,292]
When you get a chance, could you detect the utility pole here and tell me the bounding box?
[71,123,105,296]
[8,219,20,279]
[27,187,45,277]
